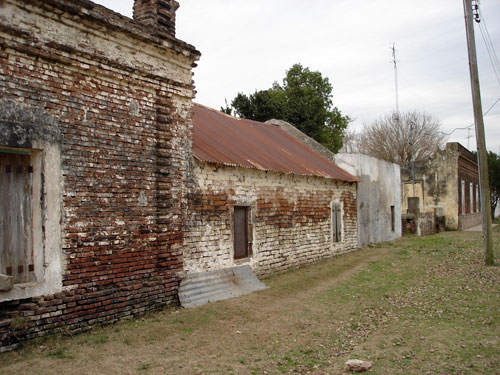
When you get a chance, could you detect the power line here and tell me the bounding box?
[435,96,500,136]
[478,18,500,87]
[478,5,500,73]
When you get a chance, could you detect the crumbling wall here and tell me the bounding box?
[0,0,199,351]
[185,162,358,278]
[401,144,459,230]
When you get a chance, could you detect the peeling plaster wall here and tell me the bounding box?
[185,162,358,278]
[335,154,401,247]
[0,0,199,351]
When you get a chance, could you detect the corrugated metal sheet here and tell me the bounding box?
[192,104,360,182]
[178,265,267,308]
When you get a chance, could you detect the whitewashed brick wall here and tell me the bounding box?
[185,161,358,278]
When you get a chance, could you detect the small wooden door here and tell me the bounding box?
[0,152,35,284]
[332,204,341,243]
[233,206,249,260]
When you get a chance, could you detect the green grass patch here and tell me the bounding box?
[1,231,500,374]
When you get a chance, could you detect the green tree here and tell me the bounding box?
[228,64,350,153]
[487,151,500,219]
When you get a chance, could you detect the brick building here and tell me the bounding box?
[401,142,481,231]
[184,105,359,278]
[0,0,199,351]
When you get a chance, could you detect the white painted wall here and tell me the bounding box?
[335,154,402,247]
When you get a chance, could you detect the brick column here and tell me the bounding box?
[133,0,179,38]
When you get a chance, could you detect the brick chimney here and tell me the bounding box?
[133,0,179,38]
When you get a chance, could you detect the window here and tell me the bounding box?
[391,205,395,232]
[476,184,479,212]
[233,206,252,259]
[332,203,342,243]
[461,180,465,214]
[0,144,62,301]
[0,151,36,284]
[0,101,63,301]
[470,183,473,214]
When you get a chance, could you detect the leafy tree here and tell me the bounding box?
[357,111,447,166]
[227,64,350,153]
[220,100,232,115]
[487,151,500,219]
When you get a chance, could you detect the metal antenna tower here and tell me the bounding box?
[392,43,400,118]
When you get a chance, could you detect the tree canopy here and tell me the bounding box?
[357,111,447,166]
[222,64,350,153]
[487,151,500,218]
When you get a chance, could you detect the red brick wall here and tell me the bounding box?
[0,0,199,351]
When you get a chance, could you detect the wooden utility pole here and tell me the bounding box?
[463,0,494,266]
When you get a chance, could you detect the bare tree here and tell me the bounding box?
[357,111,447,165]
[339,126,360,153]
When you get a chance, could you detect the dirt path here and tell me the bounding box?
[1,231,499,375]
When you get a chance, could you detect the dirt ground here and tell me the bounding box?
[1,228,499,375]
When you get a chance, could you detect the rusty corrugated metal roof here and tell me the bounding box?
[192,104,359,182]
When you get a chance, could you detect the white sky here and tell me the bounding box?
[93,0,500,153]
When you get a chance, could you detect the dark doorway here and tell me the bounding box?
[233,206,249,260]
[391,205,395,232]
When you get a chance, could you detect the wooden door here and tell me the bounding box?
[233,206,248,260]
[0,152,35,284]
[332,204,341,243]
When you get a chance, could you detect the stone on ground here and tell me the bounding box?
[345,359,373,372]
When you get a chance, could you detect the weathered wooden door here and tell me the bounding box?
[332,204,341,243]
[0,152,35,284]
[233,206,249,260]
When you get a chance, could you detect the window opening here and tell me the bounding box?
[0,152,36,284]
[391,205,395,232]
[332,203,342,243]
[234,206,251,259]
[461,180,465,214]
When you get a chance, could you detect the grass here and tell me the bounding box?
[1,227,499,374]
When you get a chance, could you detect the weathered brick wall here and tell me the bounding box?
[185,162,358,278]
[401,215,416,235]
[0,0,199,351]
[401,213,436,236]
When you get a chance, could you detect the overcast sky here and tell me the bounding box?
[93,0,500,153]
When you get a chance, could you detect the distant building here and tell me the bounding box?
[401,142,481,231]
